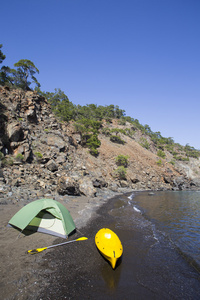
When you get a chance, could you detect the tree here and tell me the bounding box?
[86,133,101,156]
[110,135,125,144]
[157,149,166,159]
[144,124,152,135]
[0,44,6,64]
[0,66,14,86]
[0,44,9,85]
[13,59,40,90]
[48,88,68,109]
[114,166,127,180]
[40,88,78,122]
[115,155,129,167]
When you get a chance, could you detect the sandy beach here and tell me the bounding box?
[0,193,117,300]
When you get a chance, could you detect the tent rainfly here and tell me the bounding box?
[8,198,75,238]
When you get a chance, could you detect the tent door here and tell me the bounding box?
[28,211,67,238]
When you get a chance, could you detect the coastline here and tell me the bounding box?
[0,190,123,300]
[38,190,200,300]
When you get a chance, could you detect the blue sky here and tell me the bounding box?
[1,0,200,149]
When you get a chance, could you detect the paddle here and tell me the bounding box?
[27,237,88,254]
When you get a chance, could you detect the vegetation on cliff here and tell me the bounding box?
[0,43,199,161]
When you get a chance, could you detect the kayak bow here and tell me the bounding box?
[95,228,123,269]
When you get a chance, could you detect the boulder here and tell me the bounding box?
[129,174,140,183]
[26,105,38,123]
[57,176,79,195]
[79,177,97,197]
[173,176,187,190]
[56,153,67,164]
[46,159,58,172]
[190,178,200,187]
[92,178,108,188]
[7,122,24,142]
[46,134,66,152]
[0,168,5,184]
[24,150,33,163]
[120,180,129,187]
[163,175,173,184]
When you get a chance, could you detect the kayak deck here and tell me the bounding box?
[95,228,123,269]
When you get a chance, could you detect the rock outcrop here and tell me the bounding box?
[0,86,200,204]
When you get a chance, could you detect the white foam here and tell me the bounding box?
[128,193,135,200]
[153,233,159,242]
[133,206,141,213]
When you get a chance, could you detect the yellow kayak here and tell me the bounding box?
[95,228,123,269]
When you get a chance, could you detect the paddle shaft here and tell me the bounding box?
[28,237,88,254]
[47,238,84,249]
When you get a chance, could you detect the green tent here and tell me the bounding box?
[8,198,75,238]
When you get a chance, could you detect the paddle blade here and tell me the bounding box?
[27,247,47,254]
[76,237,88,241]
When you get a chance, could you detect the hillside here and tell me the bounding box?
[0,86,200,204]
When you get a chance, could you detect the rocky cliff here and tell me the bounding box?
[0,86,200,204]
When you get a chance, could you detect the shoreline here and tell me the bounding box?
[0,190,125,300]
[39,190,200,300]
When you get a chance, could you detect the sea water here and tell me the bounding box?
[127,191,200,270]
[42,191,200,300]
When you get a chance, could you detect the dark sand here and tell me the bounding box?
[0,194,112,300]
[1,192,200,300]
[39,194,200,300]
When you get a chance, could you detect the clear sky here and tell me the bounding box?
[1,0,200,149]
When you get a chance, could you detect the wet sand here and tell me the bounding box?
[39,193,200,300]
[0,193,115,300]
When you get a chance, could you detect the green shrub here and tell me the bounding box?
[2,157,14,166]
[115,155,129,167]
[118,120,126,125]
[157,144,165,150]
[140,137,150,150]
[75,119,102,131]
[184,145,200,158]
[74,123,86,134]
[187,151,200,159]
[89,148,99,157]
[101,127,111,136]
[86,134,101,151]
[110,128,127,135]
[183,157,190,161]
[0,151,4,160]
[171,151,178,156]
[114,166,127,179]
[125,128,134,137]
[176,156,189,161]
[105,118,112,123]
[74,119,101,156]
[165,144,174,152]
[157,150,166,159]
[15,153,24,161]
[156,159,162,166]
[78,133,101,156]
[169,160,175,165]
[34,152,43,159]
[110,135,125,144]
